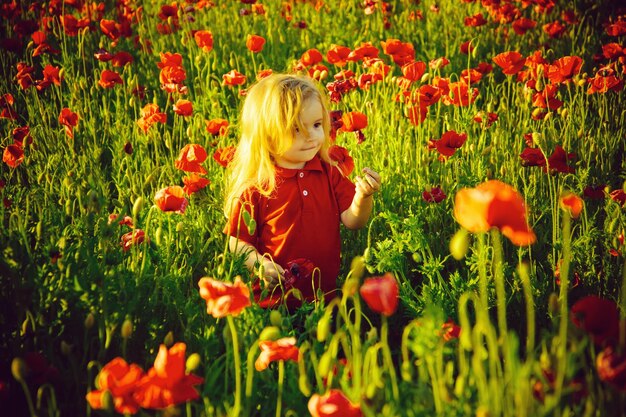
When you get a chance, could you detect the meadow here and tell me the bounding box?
[1,0,625,416]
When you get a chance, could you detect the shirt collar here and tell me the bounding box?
[275,155,323,178]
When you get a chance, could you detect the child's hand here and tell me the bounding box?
[355,167,381,198]
[259,260,285,289]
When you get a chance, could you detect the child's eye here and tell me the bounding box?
[294,127,300,133]
[314,123,322,128]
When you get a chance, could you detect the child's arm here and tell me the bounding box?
[341,167,381,229]
[229,237,285,288]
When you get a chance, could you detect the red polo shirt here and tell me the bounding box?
[225,156,356,303]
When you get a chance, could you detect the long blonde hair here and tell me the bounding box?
[224,74,332,217]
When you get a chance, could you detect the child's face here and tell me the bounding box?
[274,97,325,169]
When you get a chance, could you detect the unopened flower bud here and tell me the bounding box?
[349,256,365,282]
[186,353,201,372]
[450,228,470,260]
[269,310,282,327]
[316,314,331,342]
[164,331,174,347]
[61,341,73,355]
[121,319,133,339]
[317,351,333,377]
[11,357,27,382]
[101,390,114,412]
[259,326,281,341]
[132,196,145,219]
[548,292,559,319]
[85,312,95,329]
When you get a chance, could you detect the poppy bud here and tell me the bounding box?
[560,107,568,118]
[548,292,559,319]
[269,310,282,327]
[85,312,95,329]
[401,361,412,381]
[132,196,144,219]
[155,226,163,246]
[298,374,312,397]
[531,132,542,146]
[449,228,470,260]
[223,325,232,343]
[163,331,174,347]
[320,70,328,80]
[259,326,281,341]
[342,277,359,297]
[129,96,135,108]
[365,382,378,399]
[349,256,365,281]
[317,351,333,377]
[535,77,543,92]
[186,126,193,138]
[176,221,184,233]
[36,220,43,240]
[61,340,73,355]
[121,318,133,339]
[543,111,552,121]
[420,72,430,83]
[11,357,27,382]
[186,353,201,372]
[316,314,331,342]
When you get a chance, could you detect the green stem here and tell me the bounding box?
[517,262,535,356]
[227,316,242,417]
[276,360,284,417]
[491,230,509,361]
[554,211,571,406]
[381,316,399,401]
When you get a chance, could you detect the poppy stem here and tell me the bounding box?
[276,360,284,417]
[226,315,242,417]
[381,316,399,401]
[554,210,571,403]
[490,230,509,360]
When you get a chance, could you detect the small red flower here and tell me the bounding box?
[213,146,236,168]
[407,104,428,126]
[198,276,251,318]
[610,189,626,207]
[493,51,526,75]
[570,296,619,347]
[3,144,24,168]
[154,186,188,214]
[559,192,584,219]
[59,108,79,138]
[175,144,207,174]
[223,69,246,86]
[308,389,362,417]
[326,44,351,67]
[183,173,210,195]
[173,99,193,116]
[359,273,399,316]
[512,17,537,35]
[545,145,576,174]
[86,358,144,415]
[422,186,446,203]
[12,126,32,147]
[246,34,265,53]
[120,229,146,251]
[99,69,123,88]
[255,337,300,371]
[328,145,354,176]
[206,118,229,136]
[543,20,566,38]
[464,13,487,27]
[546,56,583,84]
[401,60,426,82]
[299,48,324,67]
[428,130,467,159]
[137,104,166,133]
[340,111,368,132]
[194,30,213,52]
[440,319,461,342]
[520,147,547,167]
[596,346,626,392]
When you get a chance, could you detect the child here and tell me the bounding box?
[223,73,381,307]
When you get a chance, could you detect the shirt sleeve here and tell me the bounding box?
[329,164,356,213]
[223,190,259,246]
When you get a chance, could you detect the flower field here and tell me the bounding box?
[1,0,626,416]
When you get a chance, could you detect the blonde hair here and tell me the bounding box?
[224,74,332,217]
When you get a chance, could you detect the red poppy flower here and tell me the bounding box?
[407,104,428,126]
[460,68,483,84]
[213,146,236,167]
[100,19,121,41]
[587,69,624,94]
[223,69,246,86]
[16,62,35,90]
[473,111,498,127]
[198,276,251,318]
[428,130,467,158]
[183,173,210,195]
[440,318,461,342]
[417,84,441,106]
[493,51,526,75]
[475,62,493,74]
[246,34,265,53]
[445,81,478,106]
[111,52,133,67]
[401,60,426,82]
[453,180,536,246]
[328,145,354,176]
[429,57,450,70]
[359,273,399,316]
[59,108,79,138]
[381,38,415,66]
[120,229,146,251]
[42,64,62,86]
[137,104,166,133]
[154,186,188,214]
[326,44,351,67]
[157,52,183,69]
[583,184,606,200]
[308,389,362,417]
[340,111,368,132]
[347,42,379,62]
[0,93,16,119]
[173,99,193,116]
[601,43,624,60]
[543,20,566,38]
[134,343,204,409]
[300,48,324,67]
[570,296,619,347]
[610,189,626,207]
[512,17,537,35]
[60,14,89,36]
[193,30,213,52]
[606,20,626,37]
[520,147,547,167]
[160,65,187,94]
[206,118,229,136]
[459,40,474,55]
[99,70,123,88]
[175,144,207,174]
[307,64,329,81]
[559,192,584,219]
[86,357,144,415]
[546,56,583,84]
[255,337,300,371]
[3,144,24,168]
[596,346,626,392]
[545,145,575,174]
[12,126,32,147]
[464,13,487,27]
[357,73,383,90]
[422,186,446,203]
